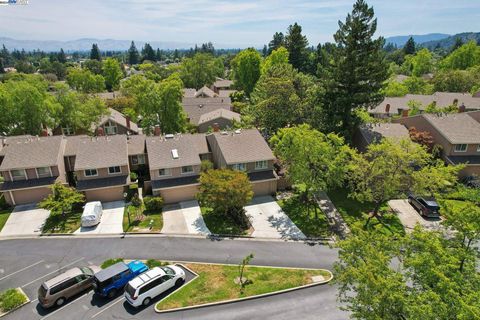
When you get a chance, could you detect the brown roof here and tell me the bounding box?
[183,88,197,98]
[423,113,480,144]
[0,136,65,170]
[73,135,128,170]
[127,135,146,155]
[207,129,275,165]
[198,109,241,125]
[213,78,233,88]
[182,97,232,125]
[146,134,209,170]
[195,86,217,98]
[218,90,237,98]
[359,123,410,144]
[93,108,139,133]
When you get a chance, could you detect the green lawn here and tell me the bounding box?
[42,211,82,233]
[201,207,251,235]
[0,209,12,232]
[156,263,331,311]
[277,195,332,238]
[327,188,405,236]
[123,205,163,232]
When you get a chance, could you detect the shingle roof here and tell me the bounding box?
[0,176,58,191]
[73,135,128,170]
[213,78,233,88]
[194,86,217,98]
[127,135,146,155]
[182,97,232,125]
[423,113,480,144]
[151,175,200,189]
[207,129,275,164]
[146,134,209,170]
[0,136,65,170]
[218,90,236,98]
[359,123,410,144]
[183,88,197,98]
[198,109,241,125]
[76,175,129,191]
[93,108,139,133]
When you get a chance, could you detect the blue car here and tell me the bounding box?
[93,260,148,298]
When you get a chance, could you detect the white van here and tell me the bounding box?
[81,201,103,227]
[124,265,185,307]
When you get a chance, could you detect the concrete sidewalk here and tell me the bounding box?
[162,200,211,235]
[314,192,350,239]
[74,201,125,234]
[0,204,49,236]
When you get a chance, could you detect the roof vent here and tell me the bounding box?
[171,149,179,159]
[220,131,228,135]
[165,134,174,139]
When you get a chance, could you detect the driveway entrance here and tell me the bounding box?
[0,204,50,236]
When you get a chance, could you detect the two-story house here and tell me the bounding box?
[0,136,67,205]
[146,133,211,204]
[206,129,278,196]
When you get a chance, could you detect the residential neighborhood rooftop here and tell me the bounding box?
[73,135,128,170]
[198,108,241,125]
[423,113,480,144]
[359,123,410,144]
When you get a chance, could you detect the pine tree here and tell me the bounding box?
[57,48,67,63]
[90,43,102,61]
[156,48,163,62]
[142,43,156,62]
[451,37,464,52]
[262,45,268,57]
[268,32,285,54]
[0,58,5,73]
[285,23,309,71]
[403,37,416,55]
[127,41,139,65]
[323,0,388,138]
[0,45,9,66]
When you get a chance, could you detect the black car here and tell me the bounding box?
[461,176,480,189]
[408,195,440,218]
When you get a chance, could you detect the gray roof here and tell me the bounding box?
[93,108,139,133]
[183,88,197,98]
[0,136,65,170]
[198,108,241,125]
[423,113,480,144]
[207,129,275,164]
[182,97,232,125]
[146,134,209,170]
[73,135,128,170]
[213,78,233,88]
[359,123,410,144]
[127,135,146,155]
[195,86,217,98]
[151,175,199,189]
[218,90,236,98]
[76,175,129,191]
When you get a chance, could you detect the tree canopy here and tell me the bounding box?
[179,53,223,89]
[231,48,262,96]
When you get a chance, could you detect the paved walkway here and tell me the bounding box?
[162,200,210,235]
[389,199,443,233]
[245,196,305,239]
[314,192,350,239]
[0,204,49,236]
[74,201,125,234]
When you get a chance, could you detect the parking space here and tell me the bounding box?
[388,199,443,233]
[245,196,306,239]
[74,201,125,234]
[162,200,210,235]
[0,204,50,236]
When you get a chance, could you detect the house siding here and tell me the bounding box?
[76,165,129,180]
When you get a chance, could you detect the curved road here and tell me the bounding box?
[0,236,348,320]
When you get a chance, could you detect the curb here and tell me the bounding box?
[154,265,333,314]
[0,288,30,318]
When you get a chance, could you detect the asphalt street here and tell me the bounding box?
[0,236,348,320]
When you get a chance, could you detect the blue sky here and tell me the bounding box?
[0,0,479,47]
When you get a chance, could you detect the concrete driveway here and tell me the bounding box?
[245,196,306,239]
[389,199,443,233]
[74,201,125,234]
[0,204,50,236]
[162,200,210,235]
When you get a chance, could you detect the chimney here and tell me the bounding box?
[212,123,220,132]
[126,116,131,130]
[154,125,161,136]
[40,129,48,137]
[96,127,105,136]
[458,103,466,113]
[385,103,391,113]
[402,109,409,118]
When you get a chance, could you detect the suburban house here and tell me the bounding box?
[0,136,67,206]
[127,134,148,173]
[395,111,480,177]
[353,122,410,152]
[146,133,211,204]
[65,135,131,202]
[211,77,233,93]
[370,92,480,118]
[206,129,278,196]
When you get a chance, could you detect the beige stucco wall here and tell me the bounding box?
[153,184,199,204]
[76,165,129,180]
[5,187,52,206]
[251,179,277,196]
[84,186,125,202]
[149,165,200,180]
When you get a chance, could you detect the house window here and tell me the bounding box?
[84,169,98,177]
[11,169,26,180]
[62,126,75,136]
[255,160,268,170]
[454,144,468,152]
[131,154,145,165]
[108,166,121,174]
[158,168,171,176]
[477,145,480,152]
[232,163,247,171]
[181,166,194,174]
[104,121,117,135]
[36,167,51,177]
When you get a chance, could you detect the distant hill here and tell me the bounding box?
[420,32,480,50]
[385,33,450,47]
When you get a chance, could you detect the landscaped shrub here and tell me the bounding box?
[0,288,27,312]
[146,259,168,268]
[144,196,164,212]
[101,258,123,269]
[131,193,142,207]
[130,172,138,182]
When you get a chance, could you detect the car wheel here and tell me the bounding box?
[55,297,66,307]
[142,297,151,306]
[107,288,117,299]
[175,278,185,287]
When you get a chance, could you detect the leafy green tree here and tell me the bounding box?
[82,59,103,75]
[14,60,35,73]
[90,43,102,61]
[127,41,140,65]
[231,48,262,96]
[102,58,123,91]
[433,69,476,92]
[39,183,85,219]
[0,45,11,66]
[382,79,408,97]
[285,23,309,72]
[66,67,105,93]
[261,46,289,74]
[441,40,480,70]
[403,76,434,94]
[408,48,434,77]
[142,43,156,62]
[268,32,285,54]
[403,36,416,55]
[57,48,67,63]
[180,53,223,89]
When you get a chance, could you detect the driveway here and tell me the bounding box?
[162,200,210,235]
[389,199,443,232]
[245,196,306,239]
[0,204,50,236]
[74,201,125,234]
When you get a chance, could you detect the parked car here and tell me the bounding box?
[81,201,103,227]
[124,265,185,308]
[93,260,148,298]
[461,175,480,189]
[408,195,440,218]
[38,265,101,308]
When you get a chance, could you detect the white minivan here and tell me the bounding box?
[124,265,185,307]
[81,201,103,227]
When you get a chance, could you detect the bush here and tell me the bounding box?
[101,258,123,269]
[0,288,27,312]
[200,160,214,172]
[146,259,168,269]
[144,196,164,212]
[0,194,9,210]
[131,193,142,207]
[130,172,138,182]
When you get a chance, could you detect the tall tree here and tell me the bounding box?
[102,58,123,91]
[285,23,309,72]
[179,53,223,89]
[90,43,102,61]
[441,40,480,70]
[322,0,388,137]
[231,48,262,96]
[0,45,10,66]
[262,45,268,57]
[66,67,105,93]
[451,37,464,52]
[57,48,67,63]
[127,41,140,65]
[142,43,156,62]
[0,58,4,74]
[39,183,85,220]
[268,32,285,54]
[403,36,416,55]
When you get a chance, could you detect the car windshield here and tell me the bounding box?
[125,283,136,297]
[161,267,175,276]
[80,267,94,276]
[38,284,48,297]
